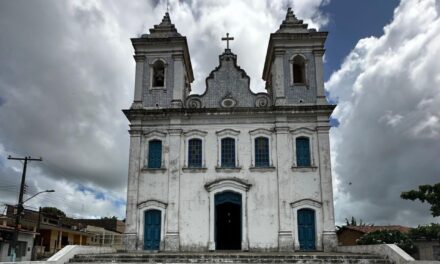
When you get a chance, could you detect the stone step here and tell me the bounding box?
[69,253,392,264]
[68,259,392,264]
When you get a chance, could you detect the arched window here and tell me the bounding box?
[254,137,269,167]
[296,137,310,167]
[152,60,165,87]
[221,137,235,168]
[148,140,162,168]
[292,55,306,84]
[188,138,202,168]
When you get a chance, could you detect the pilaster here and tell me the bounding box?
[171,54,184,108]
[164,128,182,251]
[273,50,286,106]
[124,129,142,250]
[275,126,294,251]
[132,55,145,109]
[316,126,337,252]
[313,49,327,105]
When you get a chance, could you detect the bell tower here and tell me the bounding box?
[130,12,194,109]
[263,8,328,106]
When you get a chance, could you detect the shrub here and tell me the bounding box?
[356,230,417,255]
[409,223,440,241]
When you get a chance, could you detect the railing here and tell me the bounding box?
[88,233,137,251]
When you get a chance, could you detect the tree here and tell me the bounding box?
[101,216,118,220]
[336,217,373,231]
[409,224,440,241]
[41,207,66,217]
[401,183,440,217]
[344,216,368,226]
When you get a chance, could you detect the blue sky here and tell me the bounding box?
[0,0,439,226]
[322,0,400,80]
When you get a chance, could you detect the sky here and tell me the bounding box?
[0,0,439,226]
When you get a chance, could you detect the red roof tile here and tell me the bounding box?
[344,225,410,234]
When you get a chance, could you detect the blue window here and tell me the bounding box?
[148,140,162,168]
[296,137,311,167]
[221,137,235,168]
[255,137,269,167]
[188,138,202,168]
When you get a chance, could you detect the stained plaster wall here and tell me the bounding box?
[131,112,330,251]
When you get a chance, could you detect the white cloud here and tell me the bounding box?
[327,0,440,225]
[0,0,328,219]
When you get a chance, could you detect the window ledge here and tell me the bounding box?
[141,167,167,173]
[150,86,167,90]
[291,166,318,172]
[182,167,207,173]
[249,166,276,172]
[215,166,242,172]
[291,83,308,88]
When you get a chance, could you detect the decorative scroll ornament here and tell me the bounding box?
[186,98,202,109]
[255,95,270,108]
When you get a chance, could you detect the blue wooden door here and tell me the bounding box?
[298,209,316,250]
[144,210,161,250]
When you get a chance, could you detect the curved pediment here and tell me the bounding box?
[186,49,271,109]
[290,198,322,209]
[204,177,252,192]
[137,199,168,209]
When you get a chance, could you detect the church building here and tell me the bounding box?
[123,8,338,252]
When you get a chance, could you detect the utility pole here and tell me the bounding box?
[7,155,42,262]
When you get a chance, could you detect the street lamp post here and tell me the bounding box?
[23,190,55,204]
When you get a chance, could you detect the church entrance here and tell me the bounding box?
[215,191,242,250]
[144,209,161,250]
[297,208,316,250]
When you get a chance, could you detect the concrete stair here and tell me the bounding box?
[69,252,393,264]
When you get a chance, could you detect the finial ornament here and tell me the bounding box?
[221,32,234,50]
[166,0,170,13]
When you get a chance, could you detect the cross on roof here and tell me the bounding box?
[221,33,234,49]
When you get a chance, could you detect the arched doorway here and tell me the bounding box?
[297,208,316,250]
[215,191,242,250]
[144,209,161,250]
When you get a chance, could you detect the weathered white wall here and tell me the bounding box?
[127,113,334,251]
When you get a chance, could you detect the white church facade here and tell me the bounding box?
[123,9,338,252]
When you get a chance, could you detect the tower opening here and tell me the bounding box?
[153,60,165,87]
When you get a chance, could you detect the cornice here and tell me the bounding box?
[122,104,336,119]
[133,55,146,62]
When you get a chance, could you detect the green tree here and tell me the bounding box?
[101,216,118,220]
[41,207,66,217]
[401,183,440,217]
[409,223,440,241]
[344,216,368,226]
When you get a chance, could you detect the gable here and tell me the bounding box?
[186,49,271,109]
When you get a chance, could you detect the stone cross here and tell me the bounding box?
[221,33,234,49]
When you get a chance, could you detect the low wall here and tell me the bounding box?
[0,246,116,264]
[338,244,440,264]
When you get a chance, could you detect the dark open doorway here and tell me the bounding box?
[215,191,242,250]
